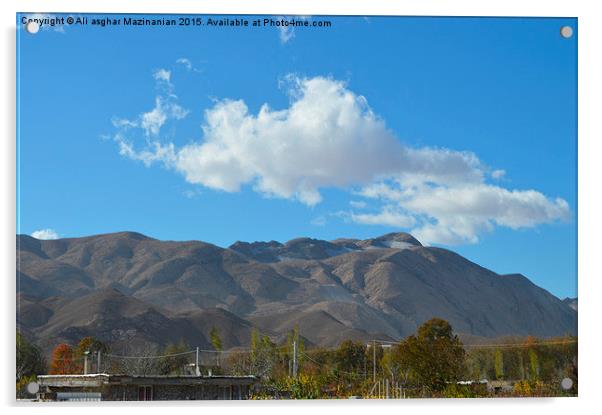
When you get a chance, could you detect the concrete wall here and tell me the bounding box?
[103,384,249,400]
[41,383,250,401]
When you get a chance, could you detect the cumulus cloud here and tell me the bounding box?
[110,74,570,245]
[165,76,484,206]
[357,181,569,244]
[31,229,59,240]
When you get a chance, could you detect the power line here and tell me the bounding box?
[462,339,577,349]
[52,337,577,363]
[369,338,577,349]
[105,350,196,359]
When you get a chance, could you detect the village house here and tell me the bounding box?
[36,373,259,401]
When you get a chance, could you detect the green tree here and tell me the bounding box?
[210,327,223,352]
[285,324,305,375]
[16,332,46,384]
[250,328,277,378]
[210,327,223,367]
[494,349,504,380]
[529,349,540,380]
[158,340,190,375]
[335,340,366,374]
[395,318,466,392]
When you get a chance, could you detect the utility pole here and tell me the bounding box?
[385,378,390,399]
[195,347,200,376]
[97,351,102,373]
[292,340,298,378]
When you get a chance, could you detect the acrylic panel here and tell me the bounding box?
[16,13,577,401]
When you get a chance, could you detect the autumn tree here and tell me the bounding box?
[76,336,109,356]
[50,343,79,374]
[74,336,109,372]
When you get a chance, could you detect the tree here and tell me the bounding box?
[16,332,46,381]
[210,327,223,352]
[210,327,223,367]
[250,328,277,378]
[76,336,109,356]
[285,324,305,375]
[335,340,366,374]
[158,340,190,375]
[529,349,540,380]
[494,349,504,380]
[50,343,79,374]
[75,336,109,373]
[394,318,466,392]
[117,344,162,376]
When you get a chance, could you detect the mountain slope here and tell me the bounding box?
[16,231,577,352]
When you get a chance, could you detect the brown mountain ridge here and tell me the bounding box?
[16,231,576,353]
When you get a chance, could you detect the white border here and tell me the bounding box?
[2,1,601,414]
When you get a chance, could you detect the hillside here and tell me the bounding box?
[16,231,577,353]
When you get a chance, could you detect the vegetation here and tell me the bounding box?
[16,333,46,398]
[19,318,578,399]
[49,343,78,375]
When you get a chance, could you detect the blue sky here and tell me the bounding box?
[17,14,577,298]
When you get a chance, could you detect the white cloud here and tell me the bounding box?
[111,68,189,140]
[491,169,506,180]
[120,96,188,137]
[140,97,166,136]
[115,135,176,167]
[276,16,311,44]
[111,74,570,246]
[175,58,202,73]
[349,205,416,228]
[168,76,484,206]
[356,181,569,245]
[279,26,295,44]
[176,58,192,70]
[111,117,138,128]
[153,68,171,83]
[31,229,59,240]
[349,200,367,209]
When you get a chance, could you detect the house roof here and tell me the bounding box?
[38,373,259,388]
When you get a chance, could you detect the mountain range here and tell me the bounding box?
[16,231,577,354]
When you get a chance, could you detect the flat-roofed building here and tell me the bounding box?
[36,373,259,401]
